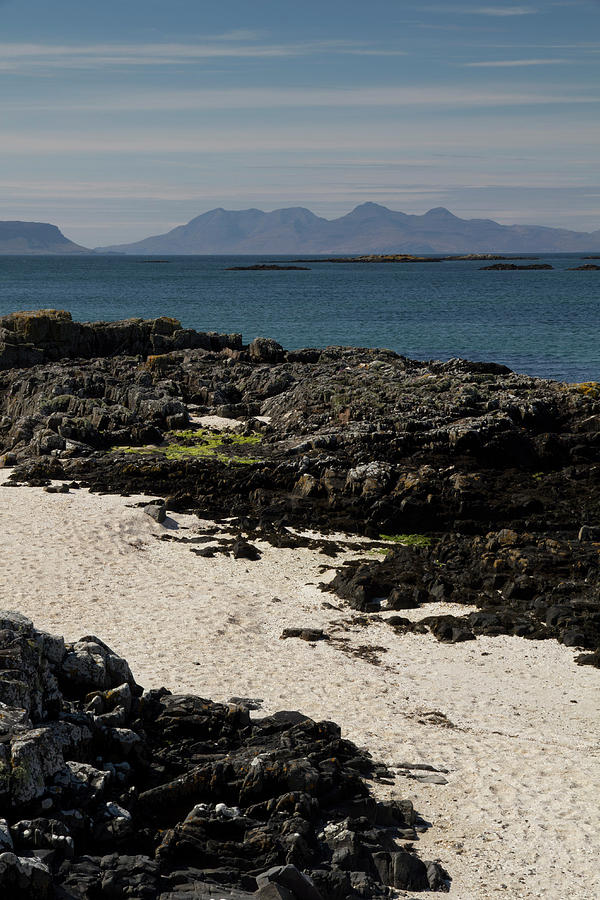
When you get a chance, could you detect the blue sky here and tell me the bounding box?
[0,0,599,245]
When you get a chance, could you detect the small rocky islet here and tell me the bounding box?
[1,308,599,896]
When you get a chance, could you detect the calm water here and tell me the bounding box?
[0,254,598,381]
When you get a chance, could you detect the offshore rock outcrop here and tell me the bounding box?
[0,612,448,898]
[0,310,599,662]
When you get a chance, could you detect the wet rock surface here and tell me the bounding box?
[0,612,449,898]
[1,310,599,664]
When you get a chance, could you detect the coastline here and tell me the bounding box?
[1,310,599,898]
[2,468,599,899]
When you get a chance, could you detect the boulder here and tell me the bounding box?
[249,338,285,364]
[144,502,167,524]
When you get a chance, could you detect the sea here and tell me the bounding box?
[0,253,598,382]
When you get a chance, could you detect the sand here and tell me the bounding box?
[1,469,599,899]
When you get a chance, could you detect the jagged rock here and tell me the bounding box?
[52,762,110,808]
[10,727,65,805]
[11,816,75,858]
[0,851,52,898]
[58,853,160,898]
[249,338,285,364]
[0,618,447,898]
[60,636,138,696]
[328,531,600,661]
[256,865,323,900]
[423,616,476,644]
[0,820,13,852]
[1,312,599,561]
[0,310,242,371]
[372,850,430,890]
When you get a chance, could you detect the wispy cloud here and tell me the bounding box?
[474,41,600,49]
[0,39,405,72]
[472,4,538,13]
[1,116,598,156]
[3,85,598,112]
[464,58,572,66]
[3,175,597,203]
[423,4,538,15]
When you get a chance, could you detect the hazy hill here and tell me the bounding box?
[0,222,90,255]
[97,203,600,255]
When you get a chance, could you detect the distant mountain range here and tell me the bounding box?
[2,205,600,255]
[97,204,600,255]
[0,221,89,255]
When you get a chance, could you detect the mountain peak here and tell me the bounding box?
[94,203,600,254]
[0,221,89,255]
[344,202,395,221]
[352,202,390,212]
[424,207,458,219]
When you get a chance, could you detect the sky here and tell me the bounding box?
[0,0,599,246]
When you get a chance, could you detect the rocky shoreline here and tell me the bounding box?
[0,611,450,898]
[1,309,598,665]
[1,309,599,896]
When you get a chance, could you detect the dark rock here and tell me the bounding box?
[0,309,242,371]
[0,851,52,898]
[257,882,296,900]
[0,617,448,898]
[280,629,329,642]
[423,616,476,644]
[249,338,285,363]
[371,849,430,890]
[386,586,420,610]
[144,502,166,523]
[232,539,261,560]
[578,525,600,542]
[426,860,451,891]
[256,865,323,900]
[58,853,160,898]
[2,310,599,664]
[328,530,600,658]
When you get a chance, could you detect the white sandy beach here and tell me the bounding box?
[0,468,599,900]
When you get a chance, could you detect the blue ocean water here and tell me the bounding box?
[0,254,598,382]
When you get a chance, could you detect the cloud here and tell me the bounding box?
[471,4,538,12]
[0,39,405,72]
[475,41,600,49]
[464,58,572,66]
[1,116,598,157]
[423,4,538,15]
[3,85,598,112]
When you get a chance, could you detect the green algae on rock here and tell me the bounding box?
[380,533,434,548]
[113,428,262,465]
